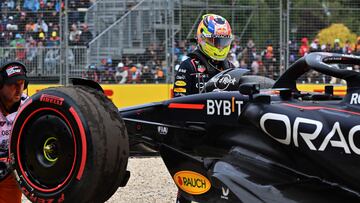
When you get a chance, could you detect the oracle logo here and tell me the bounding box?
[260,112,360,155]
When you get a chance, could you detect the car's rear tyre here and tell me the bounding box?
[10,86,129,203]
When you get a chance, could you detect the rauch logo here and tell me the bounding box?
[173,171,211,195]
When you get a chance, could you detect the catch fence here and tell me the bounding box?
[1,0,360,84]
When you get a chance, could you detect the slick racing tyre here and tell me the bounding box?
[240,75,275,89]
[10,86,129,203]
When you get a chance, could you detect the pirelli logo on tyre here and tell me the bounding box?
[40,94,64,106]
[173,171,211,195]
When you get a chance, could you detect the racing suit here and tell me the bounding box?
[173,49,235,97]
[0,94,28,203]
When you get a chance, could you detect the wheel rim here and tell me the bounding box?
[20,112,76,189]
[43,137,58,163]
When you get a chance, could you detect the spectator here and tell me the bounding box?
[10,34,26,60]
[310,38,320,52]
[97,58,107,78]
[140,65,152,83]
[6,16,18,31]
[25,19,36,32]
[128,66,141,83]
[187,43,196,53]
[16,12,27,32]
[38,0,47,12]
[239,59,248,69]
[102,69,116,84]
[106,58,114,71]
[0,33,8,47]
[154,66,164,83]
[332,38,342,53]
[79,23,93,46]
[55,1,61,12]
[245,39,256,65]
[230,40,242,56]
[10,34,25,47]
[47,22,55,35]
[47,31,60,47]
[25,38,37,66]
[251,56,260,75]
[34,18,48,33]
[69,24,81,45]
[299,37,309,57]
[99,58,116,83]
[83,64,99,82]
[115,62,128,84]
[354,37,360,56]
[38,30,46,45]
[343,40,352,54]
[263,45,275,78]
[45,1,55,11]
[23,0,39,11]
[288,40,298,63]
[44,48,60,75]
[4,0,15,10]
[37,40,44,47]
[48,11,59,25]
[323,43,332,52]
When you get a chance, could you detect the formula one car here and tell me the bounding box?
[9,52,360,202]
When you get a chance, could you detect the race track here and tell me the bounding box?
[22,157,177,203]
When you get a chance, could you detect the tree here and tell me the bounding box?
[317,23,357,47]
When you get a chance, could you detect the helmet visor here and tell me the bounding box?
[204,36,233,49]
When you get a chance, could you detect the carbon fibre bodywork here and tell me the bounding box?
[120,52,360,202]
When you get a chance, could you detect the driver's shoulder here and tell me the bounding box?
[178,58,198,74]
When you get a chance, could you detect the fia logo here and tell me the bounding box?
[157,126,168,135]
[221,186,229,200]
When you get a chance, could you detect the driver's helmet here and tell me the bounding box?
[196,14,233,61]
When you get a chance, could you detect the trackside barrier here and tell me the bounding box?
[27,84,346,108]
[27,84,172,108]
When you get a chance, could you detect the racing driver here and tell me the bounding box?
[173,14,235,97]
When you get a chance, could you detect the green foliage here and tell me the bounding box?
[317,23,357,47]
[289,0,360,42]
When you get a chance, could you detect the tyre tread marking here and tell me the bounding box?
[69,106,87,180]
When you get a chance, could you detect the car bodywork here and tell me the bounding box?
[119,52,360,202]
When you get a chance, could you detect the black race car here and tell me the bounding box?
[9,52,360,202]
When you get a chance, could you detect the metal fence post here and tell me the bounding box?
[286,0,290,71]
